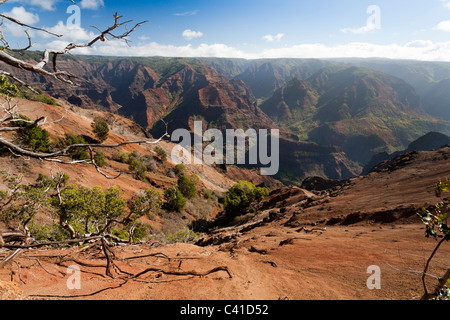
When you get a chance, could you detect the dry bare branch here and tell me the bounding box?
[0,125,168,161]
[129,265,233,280]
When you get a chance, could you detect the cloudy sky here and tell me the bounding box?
[2,0,450,61]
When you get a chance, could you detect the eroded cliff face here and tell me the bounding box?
[0,56,360,183]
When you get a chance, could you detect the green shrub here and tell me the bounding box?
[128,221,152,242]
[51,184,126,237]
[15,115,50,152]
[0,74,20,97]
[114,151,157,180]
[130,189,163,219]
[91,118,109,142]
[94,151,106,167]
[223,180,268,215]
[154,145,167,161]
[177,173,196,199]
[28,93,59,106]
[0,75,60,106]
[36,172,69,188]
[112,222,151,243]
[128,156,147,181]
[164,187,186,212]
[112,227,129,241]
[166,228,199,243]
[28,222,71,242]
[114,151,131,163]
[190,174,200,185]
[174,163,186,176]
[58,133,89,160]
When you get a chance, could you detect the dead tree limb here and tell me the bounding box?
[29,278,129,299]
[129,266,232,280]
[0,119,169,170]
[2,235,104,249]
[29,257,61,278]
[0,10,147,85]
[0,248,22,268]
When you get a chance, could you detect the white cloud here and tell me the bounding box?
[60,40,450,61]
[174,10,198,16]
[182,29,203,41]
[262,33,284,42]
[30,35,450,63]
[9,0,58,11]
[3,6,39,37]
[441,0,450,9]
[39,21,96,42]
[434,20,450,31]
[341,24,377,34]
[80,0,104,10]
[53,41,253,59]
[138,35,151,41]
[5,6,40,24]
[257,41,450,61]
[405,40,436,48]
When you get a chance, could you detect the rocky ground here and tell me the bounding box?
[2,223,446,300]
[1,146,449,300]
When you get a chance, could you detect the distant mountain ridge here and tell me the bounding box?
[259,65,450,164]
[0,53,361,185]
[3,52,450,184]
[363,131,450,174]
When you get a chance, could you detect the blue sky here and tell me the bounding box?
[2,0,450,60]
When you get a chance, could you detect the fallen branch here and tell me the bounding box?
[0,132,169,161]
[29,257,61,278]
[2,235,104,249]
[129,266,232,280]
[29,278,129,299]
[0,248,23,269]
[120,252,172,262]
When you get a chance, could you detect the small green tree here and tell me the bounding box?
[0,74,21,97]
[128,155,147,181]
[0,172,65,230]
[51,184,126,238]
[58,133,90,160]
[94,151,107,167]
[166,228,199,243]
[164,187,186,212]
[154,145,167,161]
[114,151,131,163]
[174,163,186,176]
[417,179,450,300]
[223,180,268,215]
[91,118,109,143]
[125,221,151,243]
[177,173,196,199]
[190,174,200,185]
[15,115,50,152]
[130,189,163,219]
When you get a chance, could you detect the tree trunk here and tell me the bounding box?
[59,218,77,239]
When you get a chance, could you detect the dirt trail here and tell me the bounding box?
[1,221,447,300]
